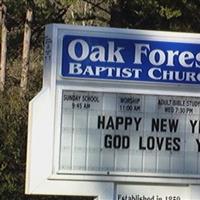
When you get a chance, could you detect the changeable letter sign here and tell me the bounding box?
[26,24,200,200]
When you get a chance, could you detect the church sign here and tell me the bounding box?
[62,35,200,84]
[26,24,200,200]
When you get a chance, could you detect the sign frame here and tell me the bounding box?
[26,24,200,199]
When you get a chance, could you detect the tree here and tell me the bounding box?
[66,0,110,26]
[20,8,33,95]
[1,0,200,200]
[0,1,7,91]
[109,0,200,33]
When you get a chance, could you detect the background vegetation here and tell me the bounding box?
[1,0,200,199]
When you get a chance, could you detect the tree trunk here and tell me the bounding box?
[0,3,7,92]
[0,0,3,24]
[20,8,33,96]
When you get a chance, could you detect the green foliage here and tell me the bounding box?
[159,6,182,19]
[110,0,200,32]
[0,95,26,199]
[0,51,38,200]
[1,0,200,199]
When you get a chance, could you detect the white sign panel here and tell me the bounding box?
[59,90,200,175]
[116,184,190,200]
[26,24,200,199]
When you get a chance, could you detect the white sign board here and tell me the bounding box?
[60,90,200,175]
[26,24,200,199]
[116,184,190,200]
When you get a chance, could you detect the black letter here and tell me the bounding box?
[173,137,181,151]
[134,117,142,131]
[98,115,105,129]
[116,117,124,130]
[104,135,112,148]
[139,136,146,150]
[147,137,155,150]
[196,139,200,152]
[122,136,130,149]
[165,137,172,151]
[190,120,197,134]
[124,117,132,130]
[114,135,121,148]
[161,118,167,132]
[151,118,159,132]
[169,119,179,133]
